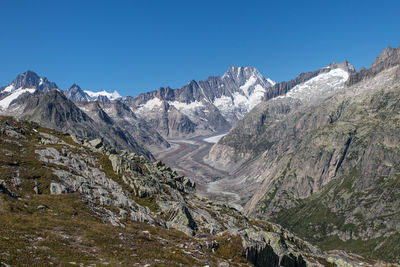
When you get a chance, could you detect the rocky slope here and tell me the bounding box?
[76,99,170,150]
[205,61,355,174]
[0,115,376,266]
[0,70,58,94]
[205,47,400,263]
[0,71,171,160]
[123,66,275,137]
[63,83,92,102]
[64,83,122,102]
[1,89,155,160]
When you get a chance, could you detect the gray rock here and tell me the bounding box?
[89,138,103,149]
[50,182,67,195]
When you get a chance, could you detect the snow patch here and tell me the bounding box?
[267,78,276,86]
[169,100,204,111]
[136,97,163,113]
[0,88,36,109]
[240,75,257,97]
[246,84,265,110]
[274,68,349,102]
[213,95,233,109]
[3,84,16,93]
[84,90,121,100]
[203,133,228,143]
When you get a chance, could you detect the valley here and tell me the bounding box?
[1,46,400,265]
[3,1,400,265]
[150,132,243,210]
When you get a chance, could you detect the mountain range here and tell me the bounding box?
[1,46,400,264]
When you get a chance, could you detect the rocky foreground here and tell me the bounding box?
[0,116,384,266]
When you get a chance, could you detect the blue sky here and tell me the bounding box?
[1,0,400,96]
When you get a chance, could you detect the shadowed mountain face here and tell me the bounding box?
[123,66,275,137]
[205,47,400,263]
[76,100,170,150]
[63,84,91,102]
[4,89,155,160]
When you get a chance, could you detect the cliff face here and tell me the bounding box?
[205,47,400,263]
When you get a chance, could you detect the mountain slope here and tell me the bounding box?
[3,89,154,160]
[64,83,122,102]
[0,70,58,94]
[63,84,92,102]
[0,115,373,266]
[206,47,400,263]
[124,66,275,137]
[76,99,170,150]
[205,61,355,175]
[0,70,59,111]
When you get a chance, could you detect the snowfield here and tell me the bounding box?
[0,88,36,109]
[203,133,228,143]
[84,89,121,101]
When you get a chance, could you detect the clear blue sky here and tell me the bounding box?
[1,0,400,96]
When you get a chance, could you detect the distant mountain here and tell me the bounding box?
[0,70,58,93]
[64,83,121,102]
[64,84,92,102]
[0,71,167,158]
[206,61,355,175]
[0,70,59,110]
[124,66,275,137]
[76,100,170,150]
[205,47,400,263]
[1,67,273,138]
[2,89,155,160]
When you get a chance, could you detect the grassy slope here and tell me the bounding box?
[0,116,249,266]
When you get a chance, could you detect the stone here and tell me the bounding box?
[50,182,67,195]
[37,205,48,210]
[89,138,103,149]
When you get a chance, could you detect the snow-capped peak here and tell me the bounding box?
[84,89,122,101]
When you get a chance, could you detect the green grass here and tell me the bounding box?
[273,166,400,263]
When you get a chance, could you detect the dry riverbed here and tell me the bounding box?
[149,133,242,210]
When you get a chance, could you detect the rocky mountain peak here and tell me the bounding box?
[96,95,112,103]
[69,83,81,90]
[371,46,396,68]
[327,61,356,73]
[1,70,58,93]
[64,83,91,102]
[346,46,400,86]
[12,70,58,92]
[222,66,262,83]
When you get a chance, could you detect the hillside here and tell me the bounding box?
[0,116,374,266]
[205,47,400,263]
